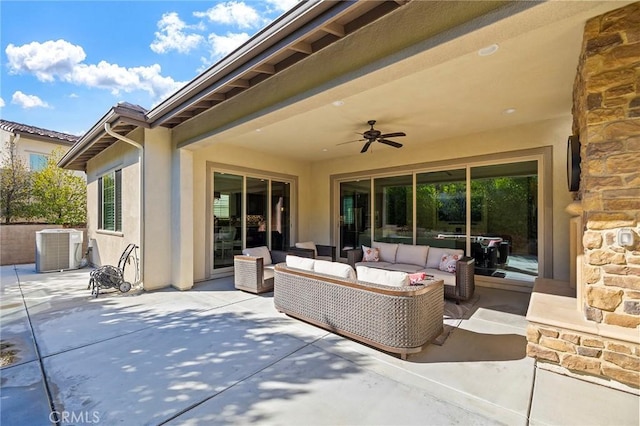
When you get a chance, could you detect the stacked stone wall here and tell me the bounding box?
[527,323,639,388]
[527,1,640,389]
[572,3,640,329]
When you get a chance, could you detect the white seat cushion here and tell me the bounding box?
[242,246,272,265]
[356,265,409,287]
[286,255,315,271]
[314,260,356,280]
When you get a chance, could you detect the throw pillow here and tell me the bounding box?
[439,253,461,274]
[408,272,427,285]
[361,245,380,262]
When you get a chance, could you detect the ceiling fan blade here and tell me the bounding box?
[336,138,364,146]
[361,140,373,153]
[378,139,403,148]
[380,132,406,138]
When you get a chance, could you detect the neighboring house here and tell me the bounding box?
[0,119,80,171]
[59,1,639,390]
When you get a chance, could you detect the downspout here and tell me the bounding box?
[104,123,144,286]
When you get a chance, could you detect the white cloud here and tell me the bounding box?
[6,40,86,82]
[0,98,5,108]
[207,32,251,62]
[264,0,300,13]
[194,2,264,29]
[5,39,185,102]
[150,12,204,54]
[11,91,50,109]
[71,62,184,100]
[69,93,79,98]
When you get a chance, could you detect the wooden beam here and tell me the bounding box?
[323,22,345,37]
[290,41,312,55]
[227,79,250,88]
[205,93,226,101]
[253,64,276,75]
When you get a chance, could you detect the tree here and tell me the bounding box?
[31,148,86,225]
[0,137,32,224]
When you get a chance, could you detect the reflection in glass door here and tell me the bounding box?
[416,169,467,251]
[339,180,371,258]
[271,181,290,251]
[470,161,538,280]
[246,178,268,248]
[213,172,242,270]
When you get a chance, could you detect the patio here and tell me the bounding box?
[1,264,638,425]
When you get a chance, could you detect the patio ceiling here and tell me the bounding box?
[176,1,632,162]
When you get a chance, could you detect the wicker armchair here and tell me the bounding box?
[233,246,287,294]
[288,241,337,261]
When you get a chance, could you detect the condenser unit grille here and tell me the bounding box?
[37,232,71,272]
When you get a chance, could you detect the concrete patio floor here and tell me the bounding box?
[1,264,638,425]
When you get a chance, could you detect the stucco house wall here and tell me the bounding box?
[86,136,142,285]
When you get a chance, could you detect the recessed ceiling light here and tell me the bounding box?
[332,100,344,107]
[256,128,262,132]
[478,44,499,56]
[322,148,328,152]
[503,108,516,114]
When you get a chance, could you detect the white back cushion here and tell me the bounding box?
[286,255,315,271]
[356,266,409,287]
[426,247,464,269]
[242,246,272,265]
[314,260,356,280]
[295,241,317,256]
[372,241,398,263]
[395,244,429,267]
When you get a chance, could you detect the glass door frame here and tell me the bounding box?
[331,147,551,286]
[207,162,297,277]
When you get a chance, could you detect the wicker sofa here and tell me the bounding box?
[274,256,444,360]
[347,241,475,302]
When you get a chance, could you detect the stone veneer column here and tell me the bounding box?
[573,2,640,329]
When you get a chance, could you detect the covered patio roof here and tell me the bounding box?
[59,0,632,171]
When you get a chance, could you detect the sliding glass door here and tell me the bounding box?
[213,172,293,271]
[339,180,371,258]
[335,157,541,283]
[213,172,243,269]
[415,169,467,251]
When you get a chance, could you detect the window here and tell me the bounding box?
[98,169,122,231]
[29,153,48,171]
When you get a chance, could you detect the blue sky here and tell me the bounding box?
[0,1,298,135]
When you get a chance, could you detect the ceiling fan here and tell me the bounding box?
[339,120,406,153]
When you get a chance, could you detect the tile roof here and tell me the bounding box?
[0,119,81,144]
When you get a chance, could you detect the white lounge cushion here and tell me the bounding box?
[395,244,429,267]
[372,241,398,263]
[314,260,356,280]
[419,268,456,287]
[295,241,317,256]
[356,265,409,287]
[286,255,315,271]
[426,247,464,269]
[242,246,272,266]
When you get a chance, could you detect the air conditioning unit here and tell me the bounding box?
[35,229,84,272]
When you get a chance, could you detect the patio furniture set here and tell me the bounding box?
[234,241,475,359]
